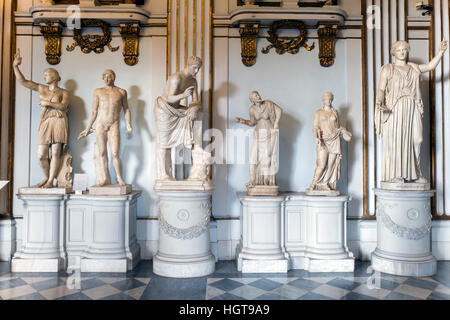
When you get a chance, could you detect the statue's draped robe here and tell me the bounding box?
[375,63,424,182]
[154,96,198,149]
[315,109,342,189]
[250,100,279,185]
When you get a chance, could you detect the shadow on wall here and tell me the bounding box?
[278,112,301,192]
[65,79,87,174]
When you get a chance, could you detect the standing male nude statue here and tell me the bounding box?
[78,69,132,187]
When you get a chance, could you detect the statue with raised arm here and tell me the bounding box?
[236,91,282,196]
[154,56,209,182]
[13,49,72,190]
[375,40,448,190]
[306,92,352,196]
[78,69,132,189]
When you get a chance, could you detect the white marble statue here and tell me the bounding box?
[154,56,210,182]
[78,69,132,187]
[13,49,72,189]
[307,92,352,195]
[375,40,448,189]
[236,91,282,196]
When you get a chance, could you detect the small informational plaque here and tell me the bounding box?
[73,174,88,195]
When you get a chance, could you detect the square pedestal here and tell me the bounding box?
[11,258,64,272]
[88,184,132,195]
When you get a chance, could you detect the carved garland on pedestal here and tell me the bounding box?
[377,202,432,240]
[38,20,63,65]
[159,202,211,240]
[67,19,119,54]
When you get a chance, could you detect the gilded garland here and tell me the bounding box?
[262,20,314,55]
[67,19,119,54]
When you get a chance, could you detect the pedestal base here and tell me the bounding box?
[372,188,436,276]
[371,249,436,277]
[247,185,279,196]
[80,258,135,273]
[380,181,430,191]
[305,189,340,196]
[153,185,215,278]
[88,184,132,195]
[11,258,64,272]
[153,254,216,278]
[18,187,71,195]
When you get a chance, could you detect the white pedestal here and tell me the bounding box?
[12,193,67,272]
[371,188,436,277]
[66,191,141,273]
[285,193,354,272]
[153,183,215,278]
[236,193,289,273]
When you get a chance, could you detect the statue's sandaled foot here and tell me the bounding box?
[42,181,54,188]
[308,183,317,190]
[415,177,428,184]
[93,182,107,187]
[391,177,405,183]
[35,178,48,188]
[246,181,255,188]
[118,179,126,186]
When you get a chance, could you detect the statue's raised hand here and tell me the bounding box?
[184,86,195,98]
[440,40,448,52]
[13,49,22,67]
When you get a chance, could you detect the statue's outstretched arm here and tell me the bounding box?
[419,40,447,73]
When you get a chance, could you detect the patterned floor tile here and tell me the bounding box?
[39,285,81,300]
[211,292,246,300]
[303,277,335,284]
[13,292,47,300]
[287,278,322,291]
[403,278,439,291]
[0,285,37,300]
[312,284,349,300]
[0,278,27,290]
[426,291,450,300]
[30,278,67,291]
[21,277,53,285]
[351,284,391,299]
[205,285,226,300]
[266,277,297,284]
[228,285,267,300]
[384,292,421,300]
[434,284,450,296]
[55,292,92,300]
[269,284,308,300]
[97,277,125,284]
[254,293,284,300]
[230,278,263,285]
[80,278,107,290]
[100,292,136,300]
[110,278,146,291]
[394,284,432,299]
[82,284,121,300]
[326,278,360,291]
[125,285,147,300]
[135,278,151,285]
[209,279,244,291]
[341,292,377,300]
[248,279,283,291]
[297,292,332,300]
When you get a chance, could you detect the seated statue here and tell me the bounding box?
[154,56,210,182]
[236,91,282,196]
[307,92,351,196]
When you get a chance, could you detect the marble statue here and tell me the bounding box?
[375,40,448,190]
[236,91,282,196]
[13,49,72,189]
[78,69,132,189]
[154,56,210,182]
[307,92,352,196]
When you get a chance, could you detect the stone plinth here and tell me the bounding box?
[153,181,215,278]
[236,193,289,273]
[66,191,141,272]
[88,184,132,195]
[12,193,67,272]
[18,187,71,195]
[285,193,354,272]
[247,185,279,196]
[371,188,436,277]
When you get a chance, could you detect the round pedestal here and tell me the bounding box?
[153,188,215,278]
[372,188,436,276]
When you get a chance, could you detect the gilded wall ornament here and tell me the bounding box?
[66,19,119,54]
[119,22,140,66]
[38,20,63,65]
[239,22,259,67]
[318,24,338,67]
[262,20,314,55]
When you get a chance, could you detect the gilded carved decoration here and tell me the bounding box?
[317,23,338,67]
[261,20,314,55]
[38,20,63,65]
[239,22,259,67]
[66,19,119,54]
[119,22,140,66]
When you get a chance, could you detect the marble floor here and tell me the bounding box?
[0,260,449,300]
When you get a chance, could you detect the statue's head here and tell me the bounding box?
[249,91,262,104]
[322,92,334,106]
[102,69,116,86]
[187,56,202,76]
[391,41,410,60]
[43,68,61,84]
